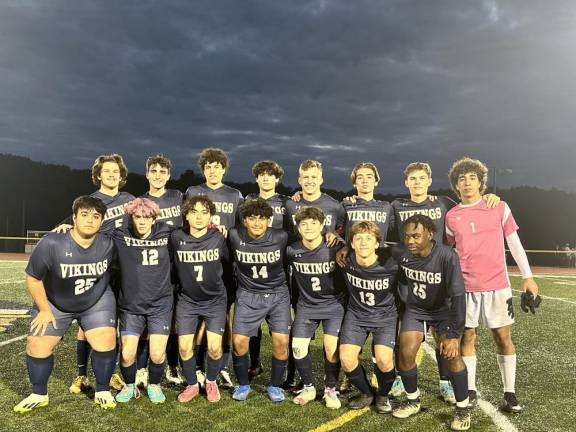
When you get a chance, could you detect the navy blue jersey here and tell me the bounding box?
[25,232,115,313]
[285,193,346,236]
[141,189,183,227]
[342,198,394,243]
[228,226,288,294]
[342,250,398,325]
[391,196,456,244]
[245,193,289,230]
[286,241,346,307]
[91,191,136,234]
[111,221,175,313]
[184,183,243,229]
[171,228,228,303]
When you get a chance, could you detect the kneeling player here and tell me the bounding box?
[15,196,117,413]
[288,207,346,409]
[340,222,398,414]
[171,195,228,403]
[230,198,291,402]
[391,215,470,431]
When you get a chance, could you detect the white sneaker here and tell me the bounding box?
[136,368,149,389]
[196,370,206,389]
[293,385,316,405]
[217,370,234,389]
[165,366,185,385]
[323,387,341,409]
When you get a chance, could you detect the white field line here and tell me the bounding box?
[0,279,24,285]
[511,289,576,305]
[422,342,519,432]
[510,273,576,279]
[0,334,27,347]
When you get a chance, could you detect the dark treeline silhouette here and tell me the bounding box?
[1,154,574,265]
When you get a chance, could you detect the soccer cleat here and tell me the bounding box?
[439,380,456,404]
[135,368,149,389]
[206,380,221,402]
[392,398,421,418]
[147,384,166,404]
[109,373,125,391]
[467,390,478,409]
[195,370,206,389]
[69,375,91,394]
[338,376,351,393]
[348,393,374,410]
[115,384,141,403]
[389,375,405,398]
[94,390,117,410]
[375,395,392,414]
[165,366,185,385]
[14,393,49,413]
[267,385,286,403]
[232,384,251,401]
[369,372,379,389]
[177,384,200,403]
[248,362,264,381]
[293,385,316,405]
[323,387,341,409]
[450,407,471,431]
[502,392,523,413]
[281,377,298,392]
[217,370,234,389]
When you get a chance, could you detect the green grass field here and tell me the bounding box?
[0,260,574,432]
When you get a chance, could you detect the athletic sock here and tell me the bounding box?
[249,327,263,369]
[285,342,296,382]
[120,361,137,385]
[374,367,396,396]
[271,357,288,387]
[497,354,517,393]
[206,354,222,382]
[91,349,116,392]
[449,367,469,407]
[294,354,313,386]
[233,353,250,386]
[27,354,54,395]
[462,355,477,392]
[399,367,419,396]
[148,361,165,385]
[195,344,207,372]
[220,345,231,372]
[181,356,198,385]
[436,349,450,381]
[136,339,150,369]
[76,339,90,376]
[345,364,372,396]
[324,357,340,389]
[166,334,179,368]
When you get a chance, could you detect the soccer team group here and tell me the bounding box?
[14,148,542,431]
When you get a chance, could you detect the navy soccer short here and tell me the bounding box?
[340,313,397,348]
[29,288,116,337]
[292,302,345,338]
[232,288,292,337]
[119,298,173,336]
[176,294,227,336]
[400,308,456,337]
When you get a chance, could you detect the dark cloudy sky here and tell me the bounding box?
[1,0,575,193]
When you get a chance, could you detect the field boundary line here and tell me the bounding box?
[308,407,370,432]
[511,289,576,305]
[0,334,27,347]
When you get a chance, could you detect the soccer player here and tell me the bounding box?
[171,195,229,403]
[229,198,291,402]
[445,157,540,413]
[112,198,175,404]
[340,222,398,413]
[391,215,470,430]
[14,196,118,413]
[287,207,346,409]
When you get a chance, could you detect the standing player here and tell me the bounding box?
[391,215,470,431]
[287,207,346,409]
[340,222,398,413]
[171,195,229,403]
[446,157,540,412]
[229,199,291,402]
[14,196,118,412]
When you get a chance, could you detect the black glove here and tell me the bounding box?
[520,292,542,314]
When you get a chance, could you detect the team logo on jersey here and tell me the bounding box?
[163,325,170,331]
[294,253,302,258]
[240,241,246,246]
[402,257,409,263]
[65,252,73,257]
[180,241,187,246]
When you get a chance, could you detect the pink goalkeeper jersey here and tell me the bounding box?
[445,199,519,293]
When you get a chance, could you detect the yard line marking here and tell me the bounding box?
[308,407,369,432]
[0,279,24,285]
[511,289,576,305]
[0,334,27,347]
[421,343,519,432]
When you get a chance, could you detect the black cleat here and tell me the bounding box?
[467,390,478,409]
[375,395,392,414]
[502,392,523,413]
[348,393,374,410]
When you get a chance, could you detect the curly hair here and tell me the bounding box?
[91,154,128,188]
[146,154,172,171]
[197,147,229,171]
[448,157,488,196]
[239,198,273,220]
[252,160,284,179]
[403,214,437,235]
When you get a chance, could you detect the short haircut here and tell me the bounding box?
[91,154,128,188]
[448,157,488,196]
[125,198,160,218]
[299,160,323,173]
[252,160,284,179]
[198,147,229,171]
[404,162,432,179]
[350,162,380,183]
[146,154,172,171]
[403,214,437,235]
[72,196,107,218]
[240,197,273,220]
[181,195,216,217]
[295,206,325,226]
[350,221,382,243]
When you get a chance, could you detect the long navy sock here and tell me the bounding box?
[399,367,419,396]
[166,334,179,367]
[345,364,372,396]
[449,367,469,403]
[207,354,222,382]
[271,357,288,387]
[91,349,116,392]
[220,345,231,372]
[181,356,197,385]
[436,349,450,381]
[27,355,54,395]
[294,355,313,386]
[136,339,149,369]
[120,362,136,385]
[374,367,396,396]
[249,327,263,368]
[195,344,207,372]
[324,358,340,388]
[285,340,296,381]
[76,340,90,376]
[233,353,250,386]
[148,361,165,385]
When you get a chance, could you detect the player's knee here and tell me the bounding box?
[149,349,166,364]
[447,356,465,373]
[207,341,223,359]
[292,338,310,360]
[121,347,137,364]
[26,337,54,358]
[461,329,476,347]
[376,356,394,372]
[339,351,358,372]
[233,335,249,356]
[493,330,514,351]
[272,337,289,360]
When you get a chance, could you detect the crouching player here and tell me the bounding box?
[287,207,346,409]
[15,196,118,412]
[391,215,470,430]
[171,195,229,403]
[340,221,398,414]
